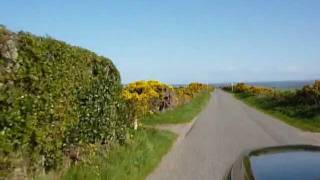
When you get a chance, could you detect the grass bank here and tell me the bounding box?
[62,128,176,180]
[233,93,320,132]
[59,91,212,180]
[141,92,211,125]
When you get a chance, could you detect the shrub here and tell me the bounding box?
[174,87,193,105]
[174,83,213,105]
[0,27,132,176]
[295,80,320,105]
[122,81,213,125]
[122,80,174,119]
[226,81,320,120]
[184,82,212,96]
[232,83,273,96]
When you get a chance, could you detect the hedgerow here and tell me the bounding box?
[0,27,132,177]
[223,81,320,120]
[175,82,212,103]
[223,81,320,106]
[295,80,320,105]
[122,81,213,127]
[0,26,214,178]
[122,80,174,119]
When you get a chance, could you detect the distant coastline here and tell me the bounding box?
[213,80,318,89]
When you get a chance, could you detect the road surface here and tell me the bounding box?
[148,89,320,180]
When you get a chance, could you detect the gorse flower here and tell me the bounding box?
[122,81,212,126]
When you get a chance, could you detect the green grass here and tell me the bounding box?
[233,93,320,132]
[62,128,176,180]
[141,92,211,125]
[50,92,211,180]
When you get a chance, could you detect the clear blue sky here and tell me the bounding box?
[1,0,320,84]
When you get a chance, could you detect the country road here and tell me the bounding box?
[148,89,320,180]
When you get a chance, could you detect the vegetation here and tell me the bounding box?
[123,81,213,127]
[142,92,211,125]
[62,128,176,180]
[122,80,174,119]
[0,27,134,177]
[62,89,212,180]
[174,83,212,104]
[223,81,320,132]
[0,26,213,179]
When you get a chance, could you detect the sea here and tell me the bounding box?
[212,80,317,89]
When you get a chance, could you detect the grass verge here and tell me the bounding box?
[232,93,320,132]
[62,128,176,180]
[59,92,211,180]
[141,92,211,125]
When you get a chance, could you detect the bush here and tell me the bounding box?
[295,80,320,105]
[228,81,320,121]
[122,81,213,124]
[0,27,132,176]
[122,80,174,119]
[232,83,273,96]
[174,82,213,105]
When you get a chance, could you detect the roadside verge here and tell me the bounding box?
[62,92,212,180]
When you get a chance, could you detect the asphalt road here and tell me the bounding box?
[148,89,320,180]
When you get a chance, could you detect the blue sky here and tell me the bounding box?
[1,0,320,84]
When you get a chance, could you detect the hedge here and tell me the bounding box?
[122,81,213,123]
[0,27,132,177]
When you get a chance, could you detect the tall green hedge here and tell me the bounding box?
[0,27,132,176]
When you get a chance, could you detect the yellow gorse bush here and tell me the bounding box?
[186,82,211,96]
[122,80,174,118]
[296,80,320,105]
[174,82,212,105]
[233,83,273,96]
[123,81,213,123]
[224,80,320,107]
